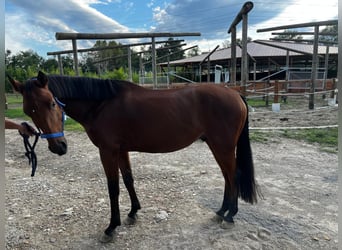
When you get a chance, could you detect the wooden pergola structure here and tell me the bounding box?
[47,39,180,79]
[54,32,201,88]
[227,1,254,95]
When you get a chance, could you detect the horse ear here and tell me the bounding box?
[37,71,48,88]
[7,74,23,94]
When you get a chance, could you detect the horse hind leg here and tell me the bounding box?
[206,141,239,227]
[118,152,141,225]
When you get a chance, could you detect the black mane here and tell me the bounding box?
[45,75,124,100]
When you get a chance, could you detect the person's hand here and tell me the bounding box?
[19,122,37,136]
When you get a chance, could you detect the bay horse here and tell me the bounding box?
[8,71,258,242]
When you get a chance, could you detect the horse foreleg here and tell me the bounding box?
[99,149,120,243]
[119,151,141,224]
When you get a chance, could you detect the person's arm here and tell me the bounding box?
[5,119,36,136]
[5,119,22,130]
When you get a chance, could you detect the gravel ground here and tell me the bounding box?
[5,97,338,250]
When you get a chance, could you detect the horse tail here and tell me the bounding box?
[236,96,258,204]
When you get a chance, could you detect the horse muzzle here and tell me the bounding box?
[48,138,68,155]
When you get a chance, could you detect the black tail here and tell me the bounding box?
[236,96,258,204]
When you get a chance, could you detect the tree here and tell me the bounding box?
[41,58,59,73]
[320,25,338,44]
[222,40,231,48]
[156,38,185,62]
[7,50,44,71]
[273,29,303,41]
[187,47,200,57]
[5,50,46,91]
[236,37,253,45]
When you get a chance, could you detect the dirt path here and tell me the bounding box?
[5,105,338,249]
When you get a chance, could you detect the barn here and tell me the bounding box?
[159,40,338,85]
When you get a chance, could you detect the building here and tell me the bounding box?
[159,40,338,84]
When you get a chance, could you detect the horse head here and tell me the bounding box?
[8,71,68,156]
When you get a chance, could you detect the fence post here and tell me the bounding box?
[274,80,279,103]
[265,80,269,106]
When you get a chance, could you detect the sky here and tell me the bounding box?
[5,0,338,58]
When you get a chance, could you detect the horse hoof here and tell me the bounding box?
[221,220,235,230]
[211,214,223,223]
[99,233,114,243]
[124,215,137,225]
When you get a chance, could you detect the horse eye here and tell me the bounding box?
[51,102,56,108]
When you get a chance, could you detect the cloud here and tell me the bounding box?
[147,0,155,8]
[151,0,338,46]
[5,0,338,56]
[249,0,338,40]
[6,0,130,54]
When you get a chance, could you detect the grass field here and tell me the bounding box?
[5,94,84,132]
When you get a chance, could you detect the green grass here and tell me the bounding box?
[250,128,338,153]
[281,128,338,148]
[6,94,23,104]
[64,118,84,131]
[247,98,273,107]
[5,95,84,132]
[249,131,270,143]
[5,108,30,120]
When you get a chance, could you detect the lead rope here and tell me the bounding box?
[19,122,41,177]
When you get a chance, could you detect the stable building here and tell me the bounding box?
[159,40,338,85]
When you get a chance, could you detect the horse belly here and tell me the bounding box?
[123,119,203,153]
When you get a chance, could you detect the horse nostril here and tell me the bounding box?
[59,141,68,154]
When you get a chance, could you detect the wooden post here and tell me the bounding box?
[199,45,220,84]
[139,54,144,84]
[227,1,253,92]
[207,58,210,83]
[265,80,269,107]
[241,13,248,93]
[330,78,336,98]
[72,39,79,76]
[309,25,319,109]
[127,47,132,82]
[274,81,279,103]
[199,64,202,83]
[231,26,237,85]
[57,55,64,75]
[167,55,170,87]
[285,50,289,81]
[151,37,157,88]
[323,46,330,91]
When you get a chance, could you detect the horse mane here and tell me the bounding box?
[45,75,126,100]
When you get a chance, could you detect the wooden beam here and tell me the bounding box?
[47,40,182,56]
[199,45,220,65]
[257,20,337,33]
[55,32,201,40]
[271,32,337,36]
[227,1,254,33]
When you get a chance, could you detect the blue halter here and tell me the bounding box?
[40,97,66,139]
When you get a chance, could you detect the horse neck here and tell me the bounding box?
[62,99,100,126]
